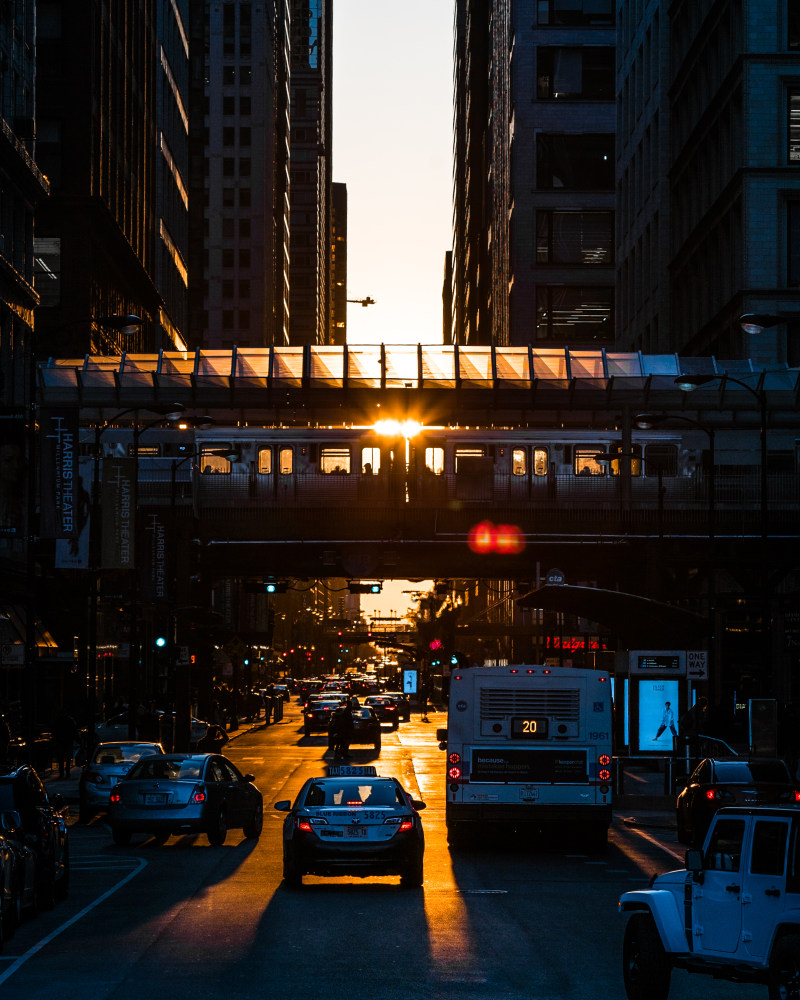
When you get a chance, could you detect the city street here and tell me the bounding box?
[2,703,761,1000]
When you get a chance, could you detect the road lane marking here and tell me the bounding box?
[624,825,684,863]
[0,857,148,986]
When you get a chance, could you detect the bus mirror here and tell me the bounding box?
[438,742,447,751]
[436,727,447,742]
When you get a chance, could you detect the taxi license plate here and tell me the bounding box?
[346,826,367,838]
[144,793,167,805]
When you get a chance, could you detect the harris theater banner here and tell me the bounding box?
[101,457,136,569]
[39,408,79,538]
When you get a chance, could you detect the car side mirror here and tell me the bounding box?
[436,728,447,742]
[274,800,291,811]
[244,774,255,783]
[411,799,426,811]
[686,848,704,882]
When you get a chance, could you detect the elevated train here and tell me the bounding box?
[87,421,800,538]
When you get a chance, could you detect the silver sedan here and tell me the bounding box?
[108,753,263,846]
[78,742,164,823]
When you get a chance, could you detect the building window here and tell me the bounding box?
[789,90,800,161]
[240,218,251,238]
[222,218,234,238]
[223,96,235,115]
[223,157,235,176]
[788,202,800,286]
[240,96,251,115]
[537,47,614,100]
[222,187,235,206]
[537,211,614,264]
[239,158,251,177]
[239,188,251,208]
[222,309,234,329]
[240,126,251,146]
[537,0,613,27]
[223,126,235,146]
[223,66,235,85]
[535,286,614,342]
[239,310,250,330]
[537,134,614,189]
[240,249,251,267]
[239,278,251,299]
[222,249,235,268]
[222,279,234,299]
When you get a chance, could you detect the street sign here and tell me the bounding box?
[687,650,708,680]
[403,668,418,694]
[0,644,24,667]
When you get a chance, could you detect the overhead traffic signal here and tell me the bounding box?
[265,581,288,593]
[347,581,382,594]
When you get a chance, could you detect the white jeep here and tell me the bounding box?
[619,805,800,1000]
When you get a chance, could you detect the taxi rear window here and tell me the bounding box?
[306,781,402,807]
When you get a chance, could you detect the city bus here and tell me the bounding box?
[437,664,613,848]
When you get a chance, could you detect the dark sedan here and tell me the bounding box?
[349,707,382,751]
[108,753,263,846]
[363,696,399,728]
[676,757,800,846]
[303,699,343,735]
[0,766,69,910]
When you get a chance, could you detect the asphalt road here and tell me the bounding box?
[1,705,762,1000]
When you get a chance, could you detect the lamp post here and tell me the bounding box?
[593,450,665,538]
[674,371,771,693]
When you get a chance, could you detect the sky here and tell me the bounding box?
[332,1,455,347]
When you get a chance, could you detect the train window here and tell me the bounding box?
[361,446,381,474]
[424,447,444,475]
[257,447,272,475]
[279,448,293,475]
[608,444,642,476]
[533,447,549,476]
[200,448,233,474]
[455,447,484,473]
[574,447,606,476]
[644,443,677,477]
[512,448,527,475]
[320,447,351,474]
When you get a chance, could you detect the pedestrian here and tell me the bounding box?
[52,708,79,778]
[0,713,10,765]
[196,724,230,754]
[328,703,354,760]
[654,701,677,742]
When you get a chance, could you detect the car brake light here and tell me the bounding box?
[795,791,800,803]
[706,788,720,800]
[110,792,121,803]
[192,787,207,803]
[297,819,312,832]
[448,766,462,780]
[398,819,413,832]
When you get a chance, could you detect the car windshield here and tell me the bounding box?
[91,745,161,765]
[128,758,204,781]
[353,709,372,720]
[313,701,340,710]
[305,781,402,807]
[715,761,790,783]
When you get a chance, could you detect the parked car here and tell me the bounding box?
[274,763,426,888]
[79,742,164,823]
[0,766,69,909]
[0,810,37,935]
[363,695,399,727]
[108,752,263,846]
[382,691,411,721]
[676,757,800,846]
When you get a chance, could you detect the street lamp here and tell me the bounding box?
[675,371,771,693]
[593,450,666,538]
[738,313,782,336]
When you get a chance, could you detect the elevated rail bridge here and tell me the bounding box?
[36,346,800,642]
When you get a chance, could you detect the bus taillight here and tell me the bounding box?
[599,755,611,766]
[448,766,462,780]
[448,752,461,765]
[598,769,611,781]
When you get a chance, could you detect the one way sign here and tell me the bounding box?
[687,650,708,680]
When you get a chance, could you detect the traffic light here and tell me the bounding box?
[347,581,382,594]
[265,580,288,593]
[155,635,167,649]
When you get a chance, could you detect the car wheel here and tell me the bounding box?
[374,735,381,751]
[4,879,22,938]
[112,827,132,846]
[769,933,800,1000]
[243,803,264,839]
[304,726,311,737]
[151,830,170,845]
[283,851,302,887]
[400,855,423,889]
[54,843,70,901]
[622,912,671,1000]
[207,809,227,846]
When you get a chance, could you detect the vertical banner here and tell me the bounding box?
[140,511,170,603]
[101,456,135,569]
[39,408,79,538]
[55,457,91,568]
[0,414,25,536]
